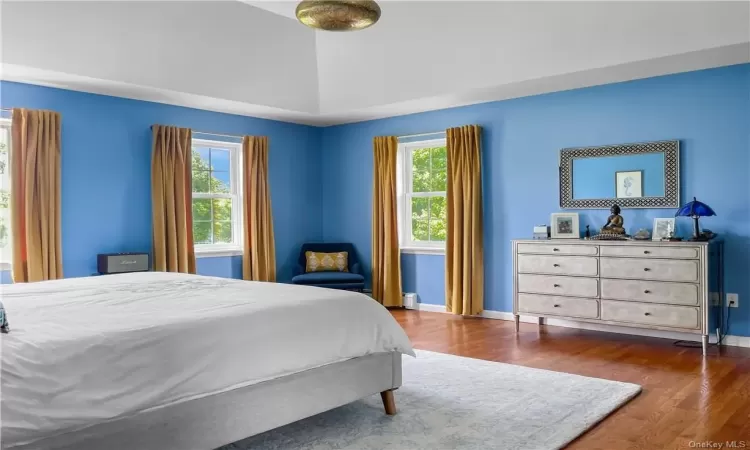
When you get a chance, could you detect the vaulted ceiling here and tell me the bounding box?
[2,1,748,126]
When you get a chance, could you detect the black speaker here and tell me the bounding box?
[97,253,150,274]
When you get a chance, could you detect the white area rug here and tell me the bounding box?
[222,350,641,450]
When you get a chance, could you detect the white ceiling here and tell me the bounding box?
[2,1,748,126]
[245,0,299,19]
[1,1,320,114]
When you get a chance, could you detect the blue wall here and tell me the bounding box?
[1,66,748,337]
[0,81,323,282]
[572,153,665,199]
[320,64,750,337]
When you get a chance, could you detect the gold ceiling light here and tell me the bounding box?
[296,1,381,32]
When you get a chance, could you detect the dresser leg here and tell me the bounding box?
[514,314,520,332]
[702,335,708,356]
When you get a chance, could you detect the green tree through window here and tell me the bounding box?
[191,141,240,250]
[0,123,11,264]
[402,140,447,247]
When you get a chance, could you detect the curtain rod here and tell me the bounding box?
[150,125,243,140]
[398,130,446,140]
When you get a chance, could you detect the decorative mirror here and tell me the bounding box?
[559,140,679,209]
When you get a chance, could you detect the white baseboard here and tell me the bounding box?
[719,334,750,348]
[413,303,750,348]
[413,303,448,313]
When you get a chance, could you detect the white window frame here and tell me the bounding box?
[397,138,447,255]
[191,138,243,258]
[0,119,11,269]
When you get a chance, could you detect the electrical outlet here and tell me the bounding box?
[727,293,739,308]
[710,292,720,306]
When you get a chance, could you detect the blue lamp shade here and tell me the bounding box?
[675,197,716,240]
[675,197,716,218]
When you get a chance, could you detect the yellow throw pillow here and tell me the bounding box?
[305,251,349,273]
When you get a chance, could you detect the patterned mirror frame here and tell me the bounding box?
[559,140,680,209]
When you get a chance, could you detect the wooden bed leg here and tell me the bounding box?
[380,389,396,415]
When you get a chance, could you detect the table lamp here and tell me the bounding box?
[675,197,716,241]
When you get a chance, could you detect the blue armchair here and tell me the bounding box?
[291,243,365,291]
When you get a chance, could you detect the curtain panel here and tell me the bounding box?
[445,125,484,315]
[372,136,402,307]
[151,125,196,273]
[242,135,276,282]
[10,108,63,282]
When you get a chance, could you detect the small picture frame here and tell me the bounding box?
[550,213,580,239]
[652,218,676,241]
[616,170,643,198]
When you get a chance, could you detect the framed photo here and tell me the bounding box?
[652,218,675,241]
[550,213,580,239]
[615,170,643,199]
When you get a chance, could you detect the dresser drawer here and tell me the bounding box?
[600,257,698,283]
[517,243,598,256]
[517,274,599,298]
[601,279,699,306]
[518,254,598,277]
[600,245,699,259]
[601,300,700,329]
[518,294,599,319]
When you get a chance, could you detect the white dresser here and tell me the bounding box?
[512,239,720,354]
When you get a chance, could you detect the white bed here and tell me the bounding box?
[0,272,414,450]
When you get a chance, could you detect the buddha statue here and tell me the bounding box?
[601,204,626,235]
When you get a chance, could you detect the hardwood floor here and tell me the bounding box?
[390,309,750,450]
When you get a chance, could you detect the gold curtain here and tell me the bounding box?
[242,136,276,282]
[446,125,484,315]
[151,125,196,273]
[10,109,63,282]
[371,136,402,307]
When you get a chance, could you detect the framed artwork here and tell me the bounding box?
[550,213,580,239]
[615,170,643,198]
[652,218,676,241]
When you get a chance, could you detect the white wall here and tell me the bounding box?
[315,1,750,114]
[1,1,320,114]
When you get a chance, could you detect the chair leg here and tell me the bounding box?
[380,389,396,415]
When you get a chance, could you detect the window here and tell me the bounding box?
[398,138,447,253]
[0,120,10,268]
[191,139,242,256]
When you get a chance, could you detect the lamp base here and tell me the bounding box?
[688,236,710,242]
[692,216,701,241]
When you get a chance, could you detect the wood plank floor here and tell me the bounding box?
[390,309,750,450]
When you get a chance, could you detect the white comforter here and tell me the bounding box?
[0,272,414,448]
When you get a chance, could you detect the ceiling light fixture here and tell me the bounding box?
[296,1,381,32]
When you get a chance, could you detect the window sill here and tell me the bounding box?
[195,249,243,258]
[400,247,445,255]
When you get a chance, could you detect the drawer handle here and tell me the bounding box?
[644,250,651,254]
[553,304,561,308]
[553,284,561,288]
[553,248,560,252]
[643,268,651,272]
[644,290,651,294]
[553,264,560,267]
[644,312,651,316]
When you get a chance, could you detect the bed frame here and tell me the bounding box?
[11,352,402,450]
